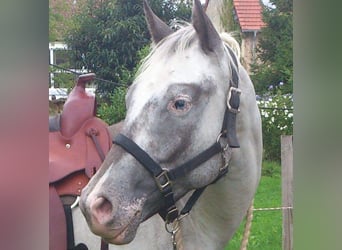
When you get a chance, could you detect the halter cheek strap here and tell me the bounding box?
[225,45,241,148]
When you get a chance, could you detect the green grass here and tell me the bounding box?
[225,161,282,250]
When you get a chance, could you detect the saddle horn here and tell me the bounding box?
[143,0,173,44]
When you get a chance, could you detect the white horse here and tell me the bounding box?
[78,0,262,249]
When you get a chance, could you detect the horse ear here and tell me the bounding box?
[192,0,221,53]
[143,0,173,44]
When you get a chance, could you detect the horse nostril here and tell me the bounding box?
[90,196,113,224]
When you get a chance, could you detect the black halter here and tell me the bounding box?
[113,46,241,224]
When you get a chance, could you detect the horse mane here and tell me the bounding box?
[220,32,241,60]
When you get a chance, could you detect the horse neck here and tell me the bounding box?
[177,177,241,250]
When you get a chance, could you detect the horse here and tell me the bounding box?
[79,0,262,249]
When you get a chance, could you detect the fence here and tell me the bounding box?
[281,135,293,250]
[241,135,293,250]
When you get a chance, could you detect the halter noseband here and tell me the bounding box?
[113,46,241,225]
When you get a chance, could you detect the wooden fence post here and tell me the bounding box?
[281,135,293,250]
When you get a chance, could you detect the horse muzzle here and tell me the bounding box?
[79,189,144,245]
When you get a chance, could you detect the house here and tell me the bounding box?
[206,0,265,73]
[233,0,265,72]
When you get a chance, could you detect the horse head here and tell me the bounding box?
[80,0,252,245]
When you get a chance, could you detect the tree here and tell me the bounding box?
[49,0,86,42]
[65,0,191,98]
[251,0,293,94]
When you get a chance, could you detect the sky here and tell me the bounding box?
[262,0,270,5]
[200,0,273,7]
[262,0,275,7]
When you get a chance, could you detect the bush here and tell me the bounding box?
[95,45,151,125]
[96,86,127,125]
[258,89,293,162]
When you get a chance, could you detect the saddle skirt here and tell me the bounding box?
[49,117,111,195]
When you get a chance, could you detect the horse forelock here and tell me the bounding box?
[136,23,241,81]
[136,25,197,76]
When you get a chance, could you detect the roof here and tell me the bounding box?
[233,0,266,32]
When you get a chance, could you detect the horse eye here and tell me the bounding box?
[168,95,192,114]
[174,99,186,110]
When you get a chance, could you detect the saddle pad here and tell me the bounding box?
[54,170,90,197]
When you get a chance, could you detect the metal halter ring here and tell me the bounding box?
[165,219,180,234]
[216,132,229,152]
[216,131,226,143]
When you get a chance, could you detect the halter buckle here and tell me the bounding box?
[177,212,189,221]
[227,87,241,113]
[154,170,172,191]
[165,205,179,224]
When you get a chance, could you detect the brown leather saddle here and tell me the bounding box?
[49,73,111,250]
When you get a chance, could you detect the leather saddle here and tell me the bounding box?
[49,73,111,250]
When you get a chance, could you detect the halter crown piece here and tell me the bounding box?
[114,46,241,237]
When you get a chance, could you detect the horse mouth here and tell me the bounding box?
[99,211,142,245]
